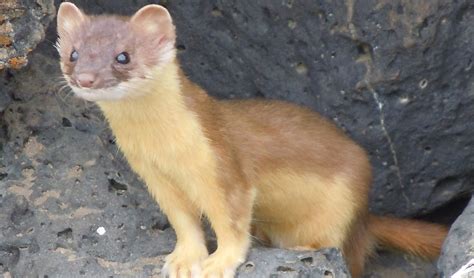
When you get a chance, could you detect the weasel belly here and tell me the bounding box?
[253,170,357,249]
[219,99,371,249]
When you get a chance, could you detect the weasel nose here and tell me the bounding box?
[76,73,97,88]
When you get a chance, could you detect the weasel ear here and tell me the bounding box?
[130,5,176,42]
[57,2,86,37]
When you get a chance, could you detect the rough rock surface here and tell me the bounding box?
[438,196,474,277]
[0,44,174,277]
[0,0,55,70]
[1,0,473,277]
[237,248,349,278]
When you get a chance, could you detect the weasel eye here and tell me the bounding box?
[70,50,79,62]
[116,52,130,64]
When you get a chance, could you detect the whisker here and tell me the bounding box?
[57,88,70,104]
[42,38,61,51]
[52,81,69,91]
[63,91,75,102]
[82,98,94,110]
[53,76,67,82]
[58,84,70,95]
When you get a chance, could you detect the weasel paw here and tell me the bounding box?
[199,251,244,278]
[162,247,208,278]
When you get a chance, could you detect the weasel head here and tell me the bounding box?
[56,3,176,101]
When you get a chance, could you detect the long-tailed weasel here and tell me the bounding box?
[56,3,448,278]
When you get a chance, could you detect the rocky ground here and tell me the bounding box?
[1,0,473,277]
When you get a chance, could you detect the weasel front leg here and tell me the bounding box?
[199,177,255,278]
[146,175,208,278]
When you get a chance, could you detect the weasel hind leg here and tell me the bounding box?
[342,218,375,278]
[262,218,374,278]
[252,172,372,277]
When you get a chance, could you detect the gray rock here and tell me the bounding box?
[0,0,55,70]
[438,196,474,277]
[237,248,349,278]
[0,44,174,278]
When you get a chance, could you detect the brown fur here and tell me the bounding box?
[57,3,449,278]
[368,215,449,259]
[343,215,375,278]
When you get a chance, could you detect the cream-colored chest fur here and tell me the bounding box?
[97,64,217,202]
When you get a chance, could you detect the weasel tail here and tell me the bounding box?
[368,215,448,259]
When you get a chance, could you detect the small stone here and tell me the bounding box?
[288,19,297,29]
[96,227,106,235]
[295,63,308,75]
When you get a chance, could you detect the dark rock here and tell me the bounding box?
[108,178,128,196]
[237,248,349,278]
[0,245,20,272]
[438,195,474,277]
[0,75,11,112]
[364,250,438,278]
[0,0,55,70]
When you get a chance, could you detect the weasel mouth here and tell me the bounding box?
[71,86,100,96]
[68,83,130,102]
[69,79,110,90]
[63,76,143,102]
